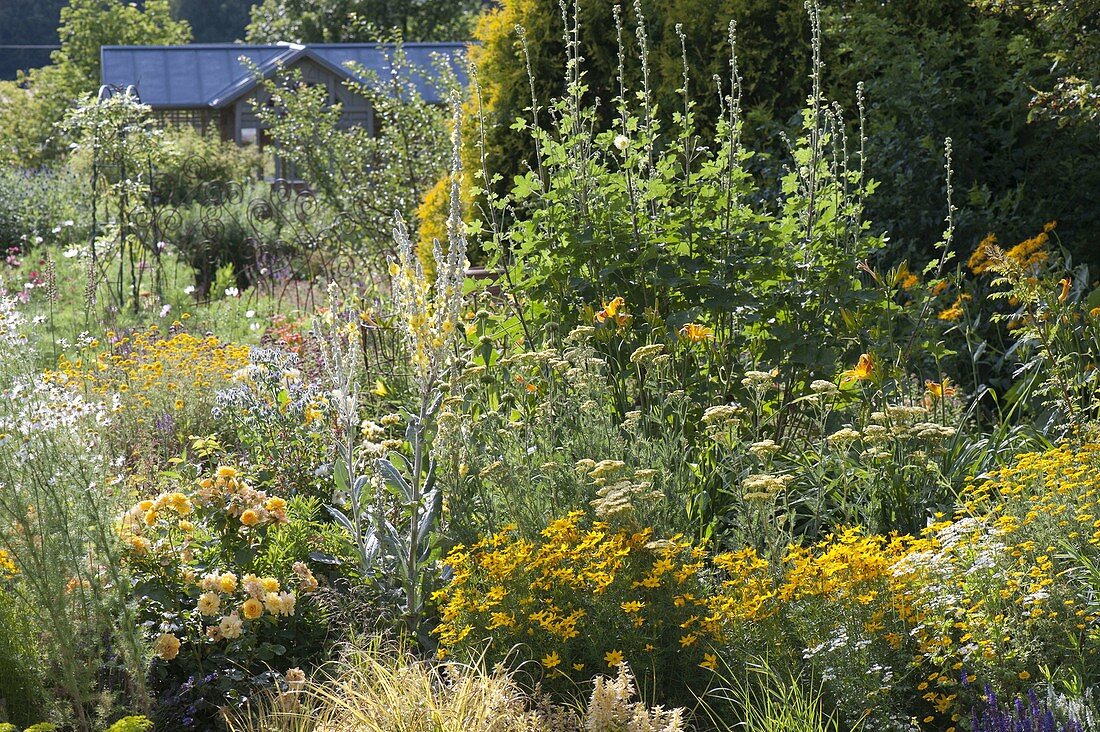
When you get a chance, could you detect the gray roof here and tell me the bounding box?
[100,42,467,109]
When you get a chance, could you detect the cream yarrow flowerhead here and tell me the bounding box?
[629,343,665,365]
[741,368,778,390]
[701,404,743,427]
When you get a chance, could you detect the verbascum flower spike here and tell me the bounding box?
[390,92,469,399]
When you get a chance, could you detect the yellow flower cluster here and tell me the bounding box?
[436,441,1100,723]
[119,462,321,662]
[44,325,249,421]
[121,465,288,556]
[433,512,716,676]
[45,323,249,424]
[968,224,1054,275]
[196,570,298,642]
[902,443,1100,690]
[0,548,15,577]
[937,294,972,322]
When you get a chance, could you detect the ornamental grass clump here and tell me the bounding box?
[584,662,684,732]
[226,638,550,732]
[0,290,149,728]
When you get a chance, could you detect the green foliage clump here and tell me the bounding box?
[153,126,262,205]
[0,167,86,252]
[0,588,45,728]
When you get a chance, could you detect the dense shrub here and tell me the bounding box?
[823,0,1100,270]
[152,126,263,206]
[463,0,808,200]
[0,167,86,252]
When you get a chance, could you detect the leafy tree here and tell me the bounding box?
[246,0,483,43]
[250,47,459,268]
[972,0,1100,125]
[0,0,191,168]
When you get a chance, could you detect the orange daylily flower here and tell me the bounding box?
[925,377,958,400]
[1058,278,1071,303]
[840,353,874,384]
[595,297,631,327]
[679,323,713,343]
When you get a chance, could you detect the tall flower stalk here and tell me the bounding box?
[320,95,467,645]
[385,92,468,641]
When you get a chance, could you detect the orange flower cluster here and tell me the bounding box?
[968,223,1055,275]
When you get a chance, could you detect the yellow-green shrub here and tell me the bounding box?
[0,582,45,727]
[415,172,473,279]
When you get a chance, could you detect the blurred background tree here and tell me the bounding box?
[245,0,486,43]
[171,0,252,43]
[972,0,1100,125]
[824,0,1100,267]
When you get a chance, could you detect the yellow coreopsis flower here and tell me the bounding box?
[541,651,561,669]
[604,649,624,667]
